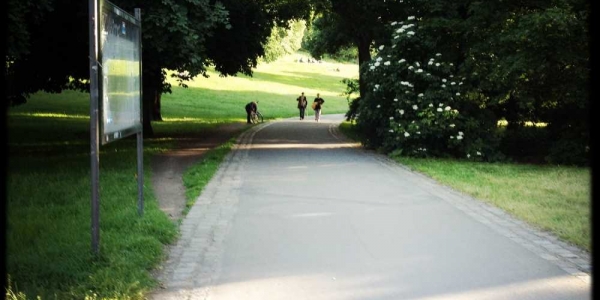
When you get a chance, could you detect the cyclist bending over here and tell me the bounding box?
[245,101,258,124]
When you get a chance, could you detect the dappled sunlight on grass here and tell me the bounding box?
[497,119,548,127]
[9,112,89,119]
[190,78,305,94]
[155,118,243,128]
[164,53,359,104]
[161,117,218,123]
[256,61,357,79]
[146,137,177,142]
[11,140,88,147]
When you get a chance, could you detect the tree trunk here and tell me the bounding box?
[142,69,162,137]
[142,86,155,137]
[153,93,163,121]
[505,92,522,131]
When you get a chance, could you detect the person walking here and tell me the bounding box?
[296,92,308,120]
[313,93,325,122]
[245,101,258,124]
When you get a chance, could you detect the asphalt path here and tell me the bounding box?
[151,114,591,300]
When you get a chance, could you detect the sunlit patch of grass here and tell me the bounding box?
[160,117,236,124]
[162,52,359,121]
[497,119,547,127]
[10,112,90,119]
[161,117,204,122]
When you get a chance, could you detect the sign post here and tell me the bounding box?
[135,8,144,217]
[89,0,101,255]
[89,0,143,255]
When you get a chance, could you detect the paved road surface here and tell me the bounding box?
[151,114,590,300]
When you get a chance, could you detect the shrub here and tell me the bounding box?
[499,126,550,163]
[354,15,501,160]
[545,122,589,166]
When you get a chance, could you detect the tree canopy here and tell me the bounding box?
[5,0,313,134]
[302,0,409,97]
[344,0,590,165]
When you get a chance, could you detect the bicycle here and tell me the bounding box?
[250,110,264,124]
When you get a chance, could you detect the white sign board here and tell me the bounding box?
[99,0,142,144]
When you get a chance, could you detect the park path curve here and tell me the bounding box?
[150,114,590,300]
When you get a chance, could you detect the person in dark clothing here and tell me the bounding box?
[296,92,308,120]
[245,101,258,124]
[313,93,325,122]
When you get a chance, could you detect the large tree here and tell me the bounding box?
[5,0,312,135]
[262,20,306,63]
[346,0,590,164]
[303,0,408,98]
[461,0,590,164]
[6,0,89,106]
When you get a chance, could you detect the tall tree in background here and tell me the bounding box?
[262,20,306,63]
[303,0,408,98]
[6,0,89,106]
[461,0,590,164]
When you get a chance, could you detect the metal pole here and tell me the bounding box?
[135,8,144,216]
[89,0,100,255]
[137,133,143,216]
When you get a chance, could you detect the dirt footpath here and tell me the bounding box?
[151,123,247,221]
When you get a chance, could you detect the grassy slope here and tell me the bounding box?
[161,53,358,121]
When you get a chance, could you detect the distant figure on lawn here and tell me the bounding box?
[313,93,325,122]
[245,101,258,124]
[296,92,308,120]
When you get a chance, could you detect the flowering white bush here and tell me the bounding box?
[356,14,485,159]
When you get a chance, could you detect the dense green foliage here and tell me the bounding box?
[263,20,307,62]
[302,0,408,97]
[6,0,89,105]
[343,0,589,165]
[302,16,359,63]
[355,16,502,161]
[461,0,590,165]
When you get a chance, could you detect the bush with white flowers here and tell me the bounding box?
[355,15,487,159]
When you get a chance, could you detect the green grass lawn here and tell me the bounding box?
[7,104,180,299]
[162,53,358,121]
